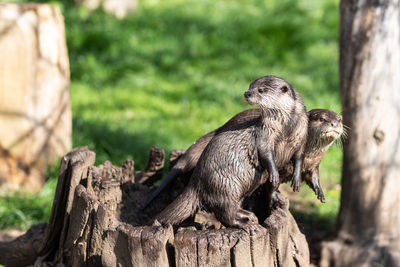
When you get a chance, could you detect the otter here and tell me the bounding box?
[142,108,261,208]
[279,109,343,202]
[152,75,308,230]
[143,109,343,208]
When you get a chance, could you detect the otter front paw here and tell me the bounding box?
[240,221,259,233]
[270,191,288,210]
[269,170,280,189]
[314,184,326,203]
[291,173,301,192]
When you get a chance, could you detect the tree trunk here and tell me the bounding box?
[0,147,310,267]
[320,0,400,266]
[0,3,71,192]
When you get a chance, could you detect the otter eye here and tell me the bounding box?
[281,85,289,93]
[258,88,264,93]
[319,117,327,122]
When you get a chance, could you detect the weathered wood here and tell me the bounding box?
[174,227,199,267]
[320,0,400,266]
[250,227,270,266]
[0,223,47,267]
[135,146,165,186]
[64,185,99,265]
[36,146,95,265]
[100,224,173,267]
[0,3,71,192]
[141,225,174,267]
[231,231,253,267]
[0,147,310,267]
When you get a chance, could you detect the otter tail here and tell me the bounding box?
[142,167,183,209]
[154,185,199,225]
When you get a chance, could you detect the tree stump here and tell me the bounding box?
[0,147,310,267]
[0,3,71,192]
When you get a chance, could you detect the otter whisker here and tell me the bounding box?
[334,138,343,150]
[342,124,350,133]
[341,126,349,138]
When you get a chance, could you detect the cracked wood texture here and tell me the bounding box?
[0,3,71,193]
[320,0,400,266]
[0,147,310,266]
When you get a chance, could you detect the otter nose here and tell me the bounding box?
[331,121,340,127]
[244,91,252,99]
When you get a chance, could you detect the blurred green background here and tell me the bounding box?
[0,0,341,231]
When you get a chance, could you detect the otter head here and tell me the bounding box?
[243,75,297,111]
[307,109,343,148]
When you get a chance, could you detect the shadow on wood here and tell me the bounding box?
[0,146,310,267]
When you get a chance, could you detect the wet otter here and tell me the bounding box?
[143,108,261,208]
[153,75,308,230]
[280,109,343,202]
[144,109,343,208]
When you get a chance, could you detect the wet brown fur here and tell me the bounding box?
[144,110,343,208]
[153,76,308,230]
[279,109,343,202]
[143,108,261,208]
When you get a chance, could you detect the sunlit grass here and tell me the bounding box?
[0,166,58,229]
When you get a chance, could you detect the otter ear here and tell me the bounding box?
[280,85,289,93]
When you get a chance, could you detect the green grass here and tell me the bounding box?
[0,165,58,229]
[0,0,341,231]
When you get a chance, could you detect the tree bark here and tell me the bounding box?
[0,3,71,192]
[0,147,310,267]
[320,0,400,266]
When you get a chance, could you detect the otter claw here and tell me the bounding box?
[270,191,287,210]
[242,222,259,233]
[315,187,326,203]
[318,193,326,203]
[291,177,301,192]
[270,171,279,189]
[312,184,326,203]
